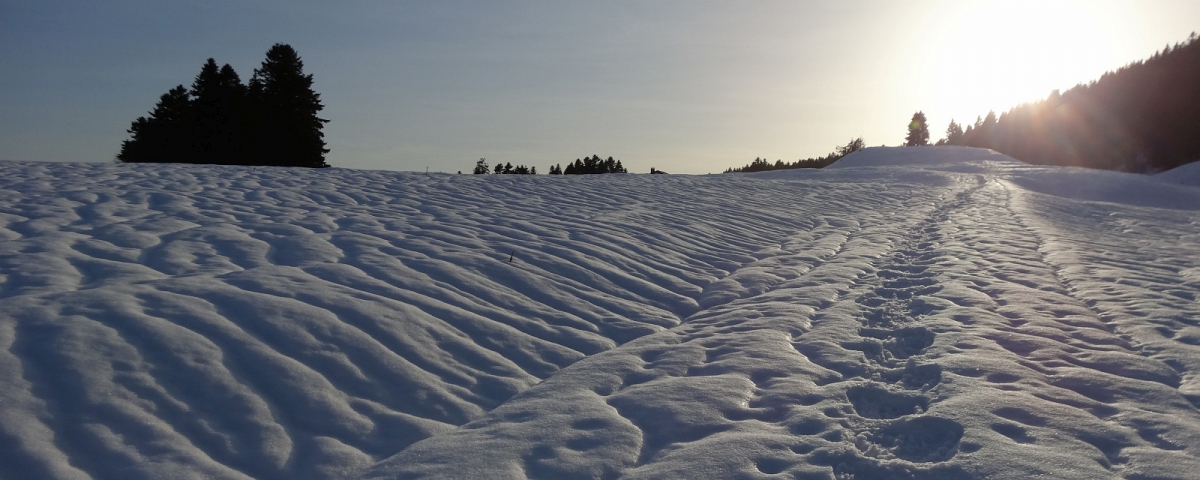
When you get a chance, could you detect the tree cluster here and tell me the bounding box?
[723,137,866,173]
[548,155,627,175]
[472,158,537,174]
[939,32,1200,172]
[118,44,330,168]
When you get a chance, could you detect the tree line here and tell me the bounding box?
[723,137,866,173]
[118,44,330,168]
[471,155,628,175]
[934,32,1200,172]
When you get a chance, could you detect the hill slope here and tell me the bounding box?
[1,150,1198,479]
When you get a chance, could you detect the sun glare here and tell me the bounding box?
[924,0,1128,126]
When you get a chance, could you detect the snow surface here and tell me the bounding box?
[1156,161,1200,187]
[1,148,1199,479]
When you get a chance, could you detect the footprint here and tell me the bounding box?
[846,384,929,419]
[788,418,827,436]
[881,361,943,389]
[867,416,964,463]
[860,326,935,359]
[755,457,790,474]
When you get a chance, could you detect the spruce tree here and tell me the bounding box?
[905,111,930,146]
[943,120,964,145]
[249,44,329,167]
[118,86,191,163]
[189,59,248,165]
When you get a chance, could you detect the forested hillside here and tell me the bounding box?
[954,33,1200,172]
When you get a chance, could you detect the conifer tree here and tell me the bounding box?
[189,59,248,164]
[943,120,964,145]
[473,158,489,174]
[905,111,930,146]
[249,44,329,167]
[118,86,191,163]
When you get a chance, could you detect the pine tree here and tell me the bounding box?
[905,111,930,146]
[249,44,329,167]
[473,158,489,174]
[837,137,867,156]
[943,120,964,145]
[118,85,191,163]
[189,59,248,165]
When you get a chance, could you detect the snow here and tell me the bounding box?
[0,148,1198,479]
[1156,160,1200,187]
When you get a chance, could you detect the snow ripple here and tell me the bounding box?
[1,155,1199,480]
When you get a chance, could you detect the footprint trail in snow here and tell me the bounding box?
[1,147,1199,479]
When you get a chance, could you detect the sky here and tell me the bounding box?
[1,1,1197,174]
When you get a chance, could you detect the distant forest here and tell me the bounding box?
[723,137,866,173]
[471,155,628,175]
[944,33,1200,172]
[118,44,330,168]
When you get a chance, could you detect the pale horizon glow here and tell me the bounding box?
[0,1,1196,173]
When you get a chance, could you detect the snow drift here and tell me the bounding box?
[0,149,1198,479]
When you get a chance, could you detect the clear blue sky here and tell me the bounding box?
[2,1,1197,173]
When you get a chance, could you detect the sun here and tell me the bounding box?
[923,0,1127,126]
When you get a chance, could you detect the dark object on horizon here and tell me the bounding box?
[650,167,667,174]
[118,44,329,168]
[473,158,490,174]
[944,32,1200,172]
[904,111,930,147]
[476,158,536,174]
[723,137,865,173]
[563,155,627,174]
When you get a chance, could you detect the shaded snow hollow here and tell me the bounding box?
[1,148,1199,479]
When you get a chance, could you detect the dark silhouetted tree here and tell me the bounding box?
[837,137,866,156]
[249,44,329,167]
[118,86,191,163]
[952,33,1200,171]
[560,155,627,174]
[723,137,865,173]
[905,111,930,146]
[189,59,248,165]
[473,158,489,174]
[119,44,330,167]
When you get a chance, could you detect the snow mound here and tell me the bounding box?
[0,155,1198,480]
[829,146,1018,169]
[1155,160,1200,187]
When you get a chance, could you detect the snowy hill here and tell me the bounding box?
[829,146,1018,169]
[1157,160,1200,187]
[1,149,1199,479]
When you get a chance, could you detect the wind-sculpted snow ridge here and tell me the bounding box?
[1,152,1198,480]
[361,158,1200,479]
[0,161,925,479]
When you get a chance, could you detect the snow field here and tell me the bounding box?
[0,149,1198,479]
